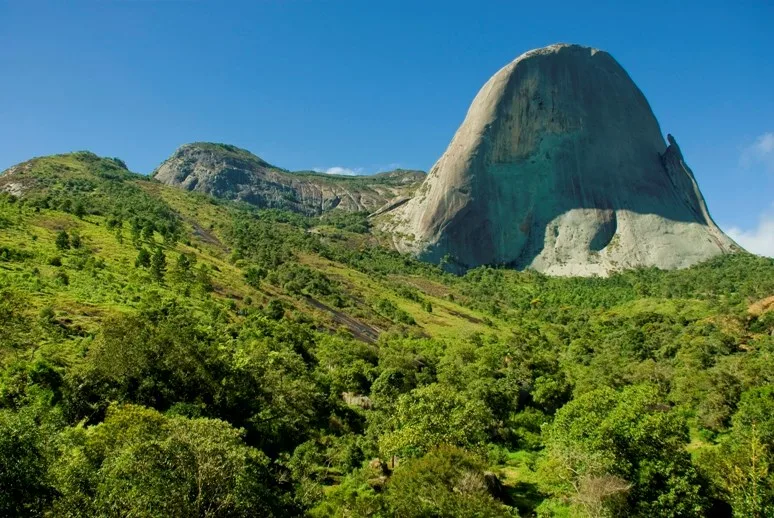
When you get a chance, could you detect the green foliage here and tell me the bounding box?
[150,247,167,283]
[54,270,69,286]
[269,263,340,301]
[319,211,371,233]
[65,305,225,419]
[135,247,151,268]
[73,200,86,219]
[374,298,415,325]
[308,465,386,517]
[377,383,493,458]
[699,385,774,516]
[55,230,70,250]
[196,264,214,292]
[0,409,52,516]
[315,335,378,395]
[173,252,196,283]
[1,151,774,516]
[50,404,288,517]
[18,153,182,242]
[383,446,517,517]
[542,385,708,516]
[244,265,266,289]
[70,231,82,249]
[0,245,33,262]
[265,299,285,320]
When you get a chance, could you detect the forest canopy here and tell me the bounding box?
[1,155,773,516]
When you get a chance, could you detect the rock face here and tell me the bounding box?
[381,44,738,276]
[153,143,424,215]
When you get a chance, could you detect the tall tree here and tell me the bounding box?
[151,248,166,283]
[55,230,70,251]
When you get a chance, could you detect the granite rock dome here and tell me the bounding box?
[381,44,738,276]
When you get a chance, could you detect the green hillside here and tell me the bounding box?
[1,152,774,517]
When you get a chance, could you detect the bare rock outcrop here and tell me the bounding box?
[380,44,738,275]
[153,143,424,215]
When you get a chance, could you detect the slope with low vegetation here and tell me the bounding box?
[1,151,773,517]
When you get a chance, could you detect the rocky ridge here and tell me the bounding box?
[152,143,424,215]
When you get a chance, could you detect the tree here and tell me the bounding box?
[384,445,516,518]
[541,385,708,517]
[135,248,151,268]
[54,271,69,286]
[150,248,166,283]
[196,264,213,292]
[700,385,774,517]
[377,383,493,459]
[65,307,224,419]
[266,299,284,320]
[55,230,70,251]
[717,424,773,518]
[732,385,774,446]
[244,266,267,289]
[73,201,86,219]
[0,409,52,516]
[142,222,155,242]
[49,404,286,517]
[130,218,142,244]
[70,231,82,249]
[105,215,120,230]
[173,253,195,283]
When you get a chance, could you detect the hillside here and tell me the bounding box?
[1,151,774,517]
[152,142,424,215]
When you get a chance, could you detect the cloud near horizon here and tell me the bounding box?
[726,206,774,258]
[312,162,405,176]
[725,132,774,257]
[740,132,774,172]
[313,166,364,176]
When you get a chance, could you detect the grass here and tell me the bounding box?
[297,252,509,340]
[496,450,548,517]
[0,167,506,347]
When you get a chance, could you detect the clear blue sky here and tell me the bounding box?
[1,1,772,254]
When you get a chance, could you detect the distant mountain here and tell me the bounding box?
[0,151,141,201]
[380,44,740,276]
[152,142,424,215]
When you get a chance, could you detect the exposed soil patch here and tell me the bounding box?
[304,295,381,343]
[445,307,484,324]
[749,295,774,316]
[189,219,225,249]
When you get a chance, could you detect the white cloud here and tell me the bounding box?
[740,132,774,172]
[726,208,774,258]
[375,163,402,172]
[313,166,363,176]
[309,162,411,176]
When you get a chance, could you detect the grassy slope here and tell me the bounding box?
[0,153,496,345]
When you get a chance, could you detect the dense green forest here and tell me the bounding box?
[1,152,774,517]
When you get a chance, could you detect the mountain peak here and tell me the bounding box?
[379,44,739,276]
[152,143,424,215]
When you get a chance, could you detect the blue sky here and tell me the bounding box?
[1,1,772,255]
